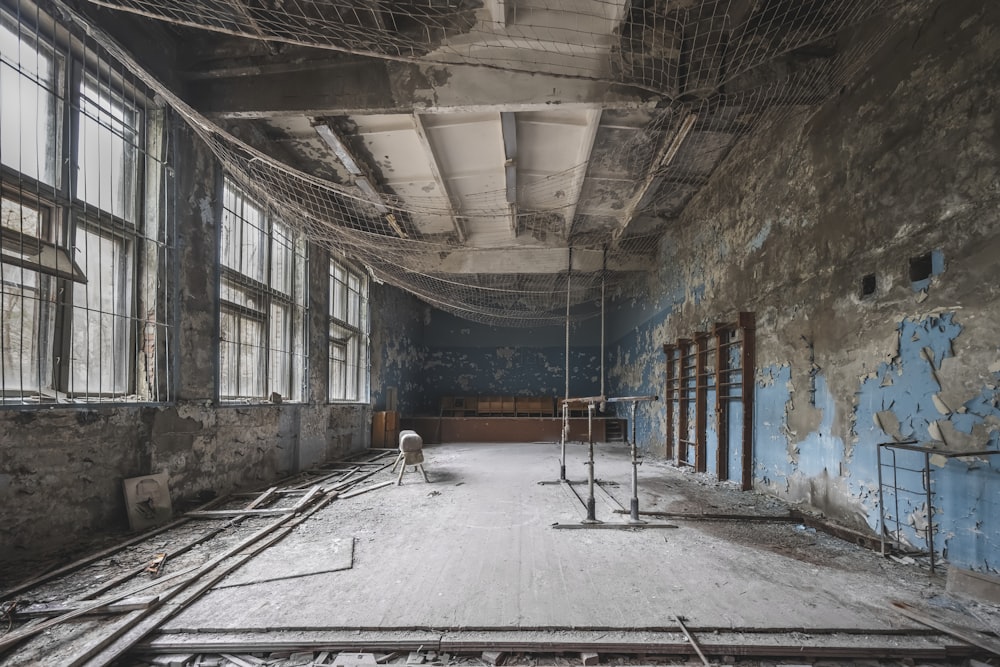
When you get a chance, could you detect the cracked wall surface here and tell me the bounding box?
[370,283,427,415]
[1,126,371,560]
[418,312,603,413]
[605,0,1000,571]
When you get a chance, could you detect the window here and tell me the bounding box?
[1,7,172,404]
[329,258,369,402]
[219,178,306,402]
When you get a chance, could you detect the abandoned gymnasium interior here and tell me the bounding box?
[1,0,999,664]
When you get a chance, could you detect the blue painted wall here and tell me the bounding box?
[421,309,603,411]
[369,283,426,415]
[752,315,1000,572]
[598,0,1000,574]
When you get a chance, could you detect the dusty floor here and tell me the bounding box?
[0,442,998,666]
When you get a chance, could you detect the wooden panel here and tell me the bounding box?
[372,411,399,449]
[401,417,619,444]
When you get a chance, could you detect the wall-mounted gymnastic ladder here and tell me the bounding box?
[663,312,756,491]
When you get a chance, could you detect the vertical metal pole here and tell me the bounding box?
[877,443,886,557]
[562,249,571,483]
[560,402,567,482]
[584,402,598,523]
[891,449,901,549]
[565,248,572,401]
[925,451,935,574]
[629,401,644,524]
[600,247,606,399]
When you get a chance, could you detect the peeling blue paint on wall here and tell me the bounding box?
[749,221,772,252]
[755,371,855,516]
[370,284,427,415]
[854,313,962,445]
[797,376,847,479]
[422,347,601,405]
[605,310,672,453]
[755,365,792,490]
[819,313,997,573]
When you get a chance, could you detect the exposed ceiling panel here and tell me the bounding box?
[81,0,915,324]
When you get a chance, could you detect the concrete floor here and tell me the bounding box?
[160,442,951,634]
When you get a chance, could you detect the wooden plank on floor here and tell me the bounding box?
[339,480,394,500]
[245,486,278,510]
[551,523,679,529]
[0,494,227,600]
[890,600,1000,656]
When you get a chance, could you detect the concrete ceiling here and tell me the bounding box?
[85,0,882,321]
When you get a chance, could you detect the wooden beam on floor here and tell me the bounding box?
[551,523,678,530]
[890,600,1000,656]
[0,494,228,600]
[338,480,394,500]
[612,510,798,522]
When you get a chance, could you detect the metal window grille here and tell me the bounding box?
[219,176,307,403]
[328,258,368,403]
[0,2,173,404]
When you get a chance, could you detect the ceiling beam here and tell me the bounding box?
[224,0,279,55]
[188,60,657,119]
[413,113,466,243]
[500,111,518,235]
[315,121,407,238]
[563,109,602,239]
[614,113,698,241]
[426,247,651,275]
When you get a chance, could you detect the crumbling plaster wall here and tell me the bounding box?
[370,282,427,415]
[418,310,603,414]
[606,0,1000,571]
[0,124,370,560]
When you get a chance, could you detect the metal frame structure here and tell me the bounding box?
[877,440,1000,574]
[664,312,755,490]
[553,393,659,526]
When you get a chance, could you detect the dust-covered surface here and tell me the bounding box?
[1,444,998,666]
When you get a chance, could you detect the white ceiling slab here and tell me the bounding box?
[516,108,601,225]
[350,114,456,235]
[419,112,509,245]
[350,106,609,247]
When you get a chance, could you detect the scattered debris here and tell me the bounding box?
[580,652,599,665]
[151,655,196,667]
[146,553,168,576]
[332,653,378,667]
[481,650,505,665]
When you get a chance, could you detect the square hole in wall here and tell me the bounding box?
[860,273,877,299]
[909,253,933,282]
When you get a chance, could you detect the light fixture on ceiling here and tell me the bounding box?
[314,123,363,177]
[315,120,407,238]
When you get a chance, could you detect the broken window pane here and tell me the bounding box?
[1,195,43,238]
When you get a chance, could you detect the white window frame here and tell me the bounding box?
[328,257,368,403]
